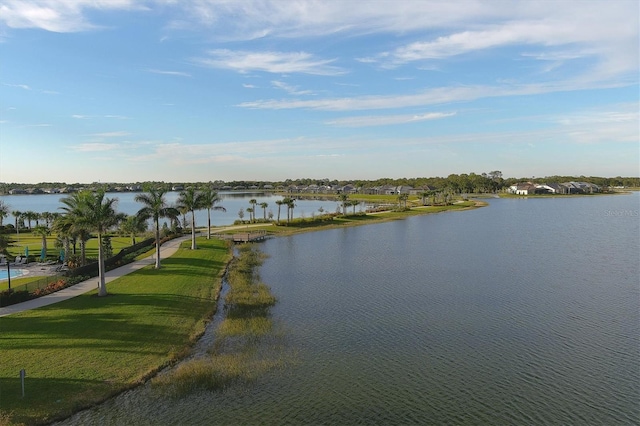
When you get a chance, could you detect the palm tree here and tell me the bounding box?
[71,190,121,297]
[249,199,258,222]
[59,193,92,266]
[119,214,148,245]
[24,211,37,230]
[398,193,409,209]
[338,194,349,215]
[135,188,179,269]
[52,214,74,265]
[11,210,22,230]
[246,207,254,224]
[275,200,284,224]
[0,200,9,226]
[351,199,359,215]
[177,187,205,250]
[200,187,226,239]
[33,225,50,261]
[260,202,268,221]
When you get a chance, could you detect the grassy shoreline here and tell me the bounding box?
[0,201,483,425]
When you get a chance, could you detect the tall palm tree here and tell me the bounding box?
[59,193,92,266]
[200,187,226,239]
[177,187,205,250]
[249,198,258,223]
[275,200,284,225]
[135,188,179,268]
[33,225,50,261]
[0,200,9,226]
[338,194,349,215]
[11,210,22,230]
[24,211,37,230]
[260,202,268,221]
[52,214,74,265]
[71,190,121,297]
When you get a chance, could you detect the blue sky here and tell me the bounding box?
[0,0,638,184]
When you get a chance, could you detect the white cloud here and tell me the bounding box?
[147,69,191,77]
[193,49,346,76]
[327,112,456,127]
[4,83,31,90]
[271,80,313,95]
[90,131,131,138]
[71,143,119,152]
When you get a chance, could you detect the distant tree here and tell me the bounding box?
[0,200,9,226]
[338,194,349,215]
[351,199,359,215]
[119,214,148,245]
[275,200,284,224]
[135,188,180,269]
[249,198,258,222]
[246,207,254,223]
[260,202,268,220]
[11,210,22,230]
[200,187,226,239]
[398,193,409,209]
[177,187,205,250]
[33,225,50,260]
[238,208,245,223]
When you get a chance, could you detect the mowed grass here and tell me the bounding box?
[0,237,231,426]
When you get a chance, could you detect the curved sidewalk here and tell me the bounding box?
[0,236,190,317]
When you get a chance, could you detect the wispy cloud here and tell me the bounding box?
[90,131,131,138]
[147,69,191,77]
[271,80,313,95]
[71,143,119,152]
[193,49,346,76]
[4,83,31,90]
[327,112,456,127]
[238,80,629,112]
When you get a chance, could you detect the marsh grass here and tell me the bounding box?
[153,244,285,398]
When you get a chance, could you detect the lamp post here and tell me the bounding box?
[6,261,10,290]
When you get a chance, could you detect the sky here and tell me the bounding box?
[0,0,638,184]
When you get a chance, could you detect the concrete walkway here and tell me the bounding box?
[0,236,190,317]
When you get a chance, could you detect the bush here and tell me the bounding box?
[0,289,31,307]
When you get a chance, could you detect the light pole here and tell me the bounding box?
[6,261,11,290]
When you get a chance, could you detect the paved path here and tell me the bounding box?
[0,236,190,317]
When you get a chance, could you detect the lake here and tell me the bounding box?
[58,193,640,425]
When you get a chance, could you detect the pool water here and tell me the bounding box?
[0,269,28,281]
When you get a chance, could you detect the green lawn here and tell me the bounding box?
[0,237,231,426]
[3,232,139,263]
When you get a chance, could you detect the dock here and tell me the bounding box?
[219,230,268,243]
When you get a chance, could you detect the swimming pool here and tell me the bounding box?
[0,269,28,281]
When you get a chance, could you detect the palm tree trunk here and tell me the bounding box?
[207,208,212,239]
[97,233,107,296]
[154,219,162,269]
[190,210,197,249]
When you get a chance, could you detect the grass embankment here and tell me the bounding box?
[223,200,483,237]
[152,244,283,396]
[0,237,231,426]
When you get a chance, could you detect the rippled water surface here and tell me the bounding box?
[60,194,640,425]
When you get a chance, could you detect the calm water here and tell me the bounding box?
[60,194,639,425]
[0,192,350,228]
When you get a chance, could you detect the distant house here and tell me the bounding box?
[508,183,537,195]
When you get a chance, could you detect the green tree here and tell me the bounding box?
[59,193,92,266]
[52,214,74,265]
[200,187,226,239]
[338,194,349,215]
[119,214,148,245]
[249,199,258,222]
[0,200,9,226]
[71,190,121,297]
[135,188,179,269]
[275,200,284,224]
[260,202,268,221]
[177,187,205,250]
[11,210,22,230]
[33,225,50,261]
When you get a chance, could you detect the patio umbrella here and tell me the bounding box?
[41,247,46,261]
[24,246,29,258]
[60,249,65,262]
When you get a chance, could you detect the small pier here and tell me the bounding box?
[220,230,268,243]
